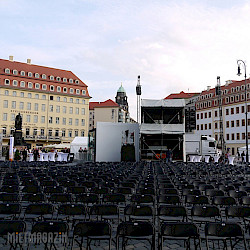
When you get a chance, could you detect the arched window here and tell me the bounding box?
[57,86,61,92]
[13,69,18,75]
[35,73,40,78]
[50,85,54,91]
[5,68,10,74]
[50,75,54,80]
[13,80,18,86]
[42,74,46,79]
[42,84,47,90]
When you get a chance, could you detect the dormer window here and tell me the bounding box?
[69,79,73,83]
[35,73,39,78]
[28,82,33,88]
[20,71,25,76]
[50,75,54,80]
[28,72,32,77]
[13,80,18,86]
[35,83,40,89]
[76,89,80,94]
[82,90,86,95]
[4,79,10,85]
[63,87,67,93]
[57,86,61,92]
[20,81,25,87]
[50,85,54,91]
[75,80,79,84]
[42,74,46,79]
[63,78,67,82]
[42,84,47,90]
[241,85,245,90]
[56,77,61,81]
[5,68,10,74]
[13,69,18,75]
[70,88,74,94]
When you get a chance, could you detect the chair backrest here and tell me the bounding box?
[102,194,125,203]
[49,194,72,203]
[205,222,243,237]
[90,204,118,216]
[212,196,236,206]
[32,221,68,233]
[131,194,154,204]
[25,203,54,215]
[158,205,187,218]
[0,193,19,202]
[241,196,250,205]
[58,204,86,215]
[0,220,26,235]
[191,205,220,217]
[158,195,181,205]
[185,195,209,205]
[76,194,99,204]
[225,206,250,218]
[161,222,199,237]
[22,193,45,202]
[124,205,153,216]
[0,203,21,214]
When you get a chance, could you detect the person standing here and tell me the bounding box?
[33,148,39,161]
[22,147,28,161]
[166,148,173,163]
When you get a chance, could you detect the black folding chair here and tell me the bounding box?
[73,221,112,249]
[116,221,155,250]
[158,205,187,223]
[24,203,54,221]
[0,203,21,220]
[205,222,247,250]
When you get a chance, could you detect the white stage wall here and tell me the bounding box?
[96,122,140,162]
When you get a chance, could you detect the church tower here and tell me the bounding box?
[115,83,129,112]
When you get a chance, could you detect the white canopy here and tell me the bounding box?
[70,137,88,155]
[140,123,185,134]
[141,99,185,107]
[238,145,250,154]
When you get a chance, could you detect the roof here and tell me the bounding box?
[89,99,119,110]
[117,84,126,93]
[165,91,199,99]
[0,58,87,87]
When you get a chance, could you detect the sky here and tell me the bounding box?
[1,0,250,119]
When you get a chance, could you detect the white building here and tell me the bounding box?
[195,80,250,156]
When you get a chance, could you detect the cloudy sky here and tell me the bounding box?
[1,0,250,119]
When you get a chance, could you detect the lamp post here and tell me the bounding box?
[237,60,248,164]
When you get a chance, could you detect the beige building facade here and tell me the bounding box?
[0,56,90,148]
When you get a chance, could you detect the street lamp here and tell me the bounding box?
[237,60,248,164]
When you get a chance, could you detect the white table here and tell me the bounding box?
[214,156,220,163]
[39,153,44,161]
[28,153,33,162]
[43,153,49,161]
[204,156,210,163]
[48,152,55,162]
[61,153,68,162]
[189,155,196,162]
[195,156,202,162]
[228,156,235,165]
[56,152,63,161]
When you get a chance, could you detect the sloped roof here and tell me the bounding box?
[89,99,119,110]
[165,91,199,99]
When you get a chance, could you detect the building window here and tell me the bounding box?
[241,106,244,113]
[5,68,10,74]
[63,97,67,102]
[205,112,207,119]
[76,89,80,94]
[231,108,234,114]
[81,108,85,115]
[76,99,79,104]
[12,69,17,75]
[69,118,72,125]
[75,130,79,136]
[75,108,79,114]
[26,128,30,136]
[42,74,46,79]
[41,129,44,136]
[12,101,16,109]
[49,105,53,112]
[33,128,37,136]
[26,115,31,122]
[205,124,207,130]
[5,79,10,85]
[237,133,240,140]
[248,119,250,126]
[81,119,85,126]
[215,122,218,129]
[3,113,7,121]
[215,110,218,117]
[48,130,52,136]
[50,85,54,91]
[50,96,53,100]
[27,93,32,98]
[63,78,67,82]
[42,104,46,112]
[63,87,67,93]
[208,112,211,118]
[50,75,54,80]
[42,95,46,100]
[35,83,40,89]
[236,107,239,113]
[41,116,45,123]
[34,103,38,111]
[13,80,18,86]
[209,123,211,129]
[68,130,72,137]
[197,125,199,130]
[56,106,60,113]
[75,119,79,126]
[201,113,203,119]
[242,133,245,140]
[62,118,66,125]
[28,72,32,77]
[34,115,38,123]
[226,134,229,140]
[231,120,234,127]
[20,81,25,87]
[35,73,39,78]
[70,98,73,103]
[10,127,15,135]
[56,117,59,124]
[49,117,53,124]
[82,100,85,104]
[69,107,73,114]
[42,84,47,90]
[69,79,73,83]
[3,100,8,108]
[55,130,59,137]
[231,133,235,140]
[27,103,31,110]
[242,119,245,126]
[62,130,65,137]
[75,80,79,84]
[197,114,199,120]
[28,82,33,88]
[226,109,229,115]
[19,102,24,110]
[20,92,24,97]
[226,121,229,128]
[56,77,61,81]
[11,114,15,121]
[57,96,60,102]
[56,86,61,92]
[236,120,239,127]
[63,106,66,113]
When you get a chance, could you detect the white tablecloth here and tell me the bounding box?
[28,153,33,162]
[48,152,55,162]
[43,153,49,161]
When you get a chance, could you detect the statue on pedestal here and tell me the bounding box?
[15,113,22,131]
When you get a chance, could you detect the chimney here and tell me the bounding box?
[9,55,14,62]
[27,58,31,64]
[225,80,232,86]
[207,86,211,91]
